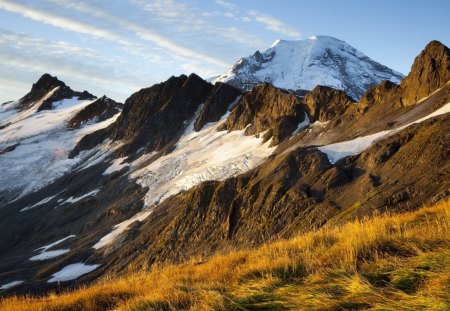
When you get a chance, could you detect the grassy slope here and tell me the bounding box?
[1,200,449,311]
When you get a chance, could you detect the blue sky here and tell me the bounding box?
[0,0,449,103]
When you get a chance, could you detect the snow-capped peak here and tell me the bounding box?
[214,35,404,99]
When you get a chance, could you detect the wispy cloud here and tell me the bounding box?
[1,0,229,69]
[248,10,301,38]
[54,0,230,67]
[0,1,129,44]
[128,0,264,52]
[215,0,237,10]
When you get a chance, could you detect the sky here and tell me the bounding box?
[0,0,449,103]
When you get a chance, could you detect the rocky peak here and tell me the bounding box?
[18,73,96,111]
[399,40,450,105]
[33,73,66,92]
[303,85,354,122]
[110,73,212,155]
[218,83,306,145]
[18,74,66,110]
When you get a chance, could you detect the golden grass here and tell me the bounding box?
[1,200,449,311]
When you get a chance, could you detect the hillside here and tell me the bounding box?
[1,199,448,310]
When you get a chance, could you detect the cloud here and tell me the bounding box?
[248,10,301,38]
[215,0,237,10]
[128,0,264,51]
[53,0,230,68]
[0,0,129,44]
[1,0,229,69]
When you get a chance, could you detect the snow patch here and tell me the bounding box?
[93,210,152,249]
[0,280,24,290]
[47,263,100,283]
[29,249,69,261]
[35,235,76,252]
[102,157,129,175]
[292,113,310,135]
[29,235,75,260]
[20,194,59,212]
[61,190,99,204]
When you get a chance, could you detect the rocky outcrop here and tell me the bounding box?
[303,85,354,122]
[69,127,111,158]
[18,74,96,111]
[193,82,241,131]
[400,40,450,105]
[110,74,212,155]
[218,84,307,145]
[68,96,122,129]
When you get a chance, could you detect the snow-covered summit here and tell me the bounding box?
[214,35,404,99]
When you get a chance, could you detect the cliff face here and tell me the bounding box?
[400,40,450,105]
[194,82,241,131]
[303,85,354,122]
[218,84,307,145]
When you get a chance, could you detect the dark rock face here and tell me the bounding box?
[69,127,111,158]
[193,82,241,131]
[18,74,96,111]
[218,84,307,145]
[68,96,122,129]
[303,85,354,122]
[110,73,212,155]
[400,40,450,105]
[18,74,66,110]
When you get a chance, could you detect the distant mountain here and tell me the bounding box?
[214,35,404,100]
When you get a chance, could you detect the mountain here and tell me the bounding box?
[0,40,449,297]
[0,74,122,204]
[214,35,404,100]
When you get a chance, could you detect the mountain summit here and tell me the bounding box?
[215,35,404,99]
